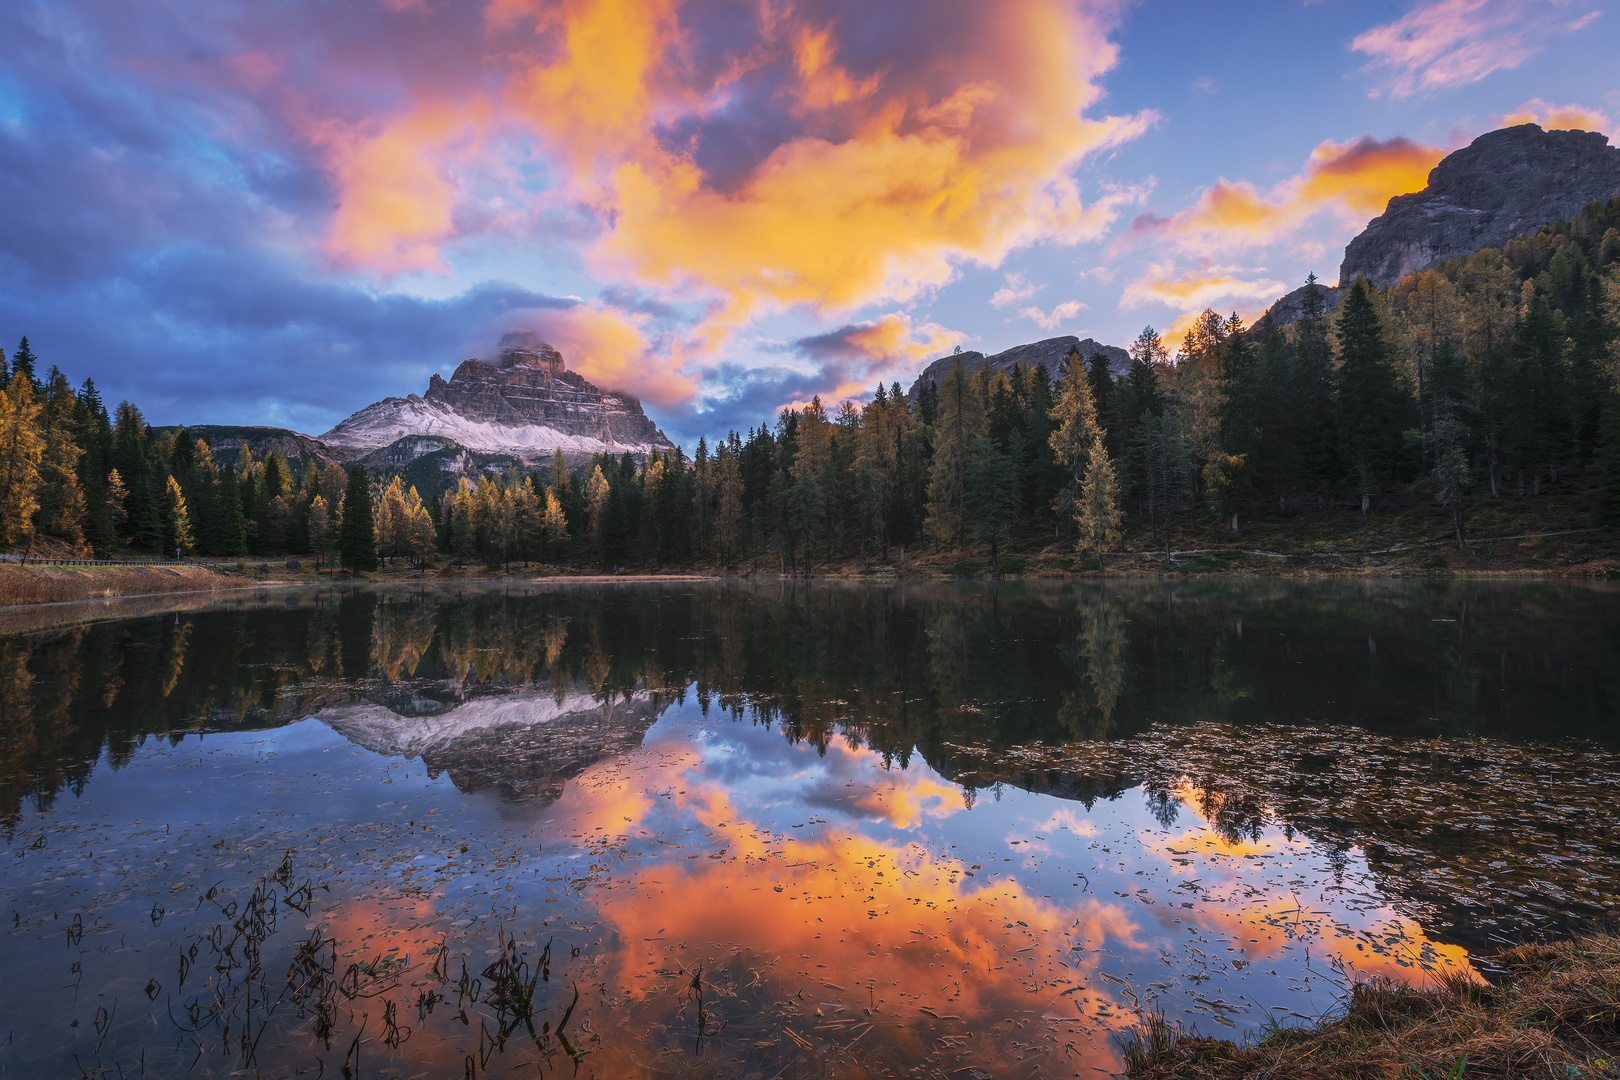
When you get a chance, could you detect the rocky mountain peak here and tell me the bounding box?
[1339,124,1620,287]
[319,331,675,464]
[494,330,565,373]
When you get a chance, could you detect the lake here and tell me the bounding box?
[1,579,1617,1078]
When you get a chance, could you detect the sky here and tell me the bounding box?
[1,0,1617,448]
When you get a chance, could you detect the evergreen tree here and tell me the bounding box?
[338,465,378,571]
[1134,410,1193,550]
[111,402,150,547]
[1291,273,1340,497]
[1594,390,1620,529]
[216,465,248,556]
[1335,278,1414,513]
[75,379,115,555]
[133,446,166,552]
[966,432,1021,572]
[11,337,37,384]
[925,364,984,549]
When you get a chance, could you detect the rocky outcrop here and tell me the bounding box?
[905,335,1128,402]
[1340,124,1620,288]
[320,331,676,464]
[1257,282,1346,330]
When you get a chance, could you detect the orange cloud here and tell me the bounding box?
[1122,263,1285,311]
[321,103,488,272]
[542,742,1145,1072]
[1498,99,1616,137]
[1122,135,1442,256]
[1351,0,1601,99]
[792,312,964,403]
[275,0,1154,381]
[510,303,697,406]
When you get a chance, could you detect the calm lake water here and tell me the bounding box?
[1,579,1617,1078]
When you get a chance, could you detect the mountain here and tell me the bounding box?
[164,425,338,469]
[319,331,676,466]
[316,683,664,803]
[1256,124,1620,328]
[905,335,1127,401]
[1340,124,1620,288]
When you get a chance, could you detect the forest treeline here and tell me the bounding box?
[3,196,1619,570]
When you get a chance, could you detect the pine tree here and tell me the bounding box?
[11,337,38,384]
[75,380,114,555]
[216,465,248,556]
[925,363,984,549]
[338,466,378,571]
[1292,273,1340,497]
[1596,392,1620,529]
[714,444,743,566]
[966,432,1021,572]
[1335,278,1414,513]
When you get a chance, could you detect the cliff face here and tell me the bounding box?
[905,335,1128,401]
[320,331,676,464]
[1340,124,1620,287]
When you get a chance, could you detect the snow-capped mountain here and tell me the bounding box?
[319,331,675,464]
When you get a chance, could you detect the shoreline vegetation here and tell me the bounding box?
[1,524,1613,616]
[5,202,1620,588]
[1122,933,1620,1080]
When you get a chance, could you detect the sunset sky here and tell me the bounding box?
[2,0,1616,447]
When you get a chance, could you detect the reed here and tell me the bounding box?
[1120,935,1620,1079]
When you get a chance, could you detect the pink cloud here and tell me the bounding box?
[1351,0,1601,99]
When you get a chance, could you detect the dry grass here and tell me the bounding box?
[1122,934,1620,1079]
[0,563,244,607]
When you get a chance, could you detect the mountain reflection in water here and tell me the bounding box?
[0,579,1617,1078]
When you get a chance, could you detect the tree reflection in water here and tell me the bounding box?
[1,580,1617,1077]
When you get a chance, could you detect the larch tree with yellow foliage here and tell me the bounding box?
[0,374,44,547]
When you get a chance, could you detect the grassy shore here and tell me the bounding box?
[1123,934,1620,1080]
[0,562,249,608]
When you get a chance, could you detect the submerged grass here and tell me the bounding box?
[1121,934,1620,1079]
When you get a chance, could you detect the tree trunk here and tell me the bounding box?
[1230,512,1238,534]
[990,534,999,575]
[1360,494,1369,516]
[1453,498,1467,551]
